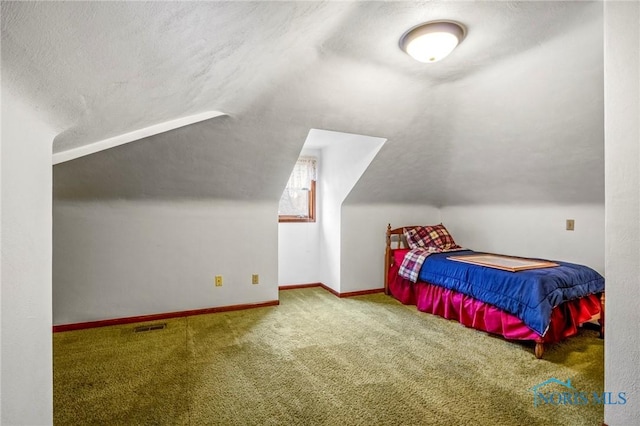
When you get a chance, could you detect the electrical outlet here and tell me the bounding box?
[215,275,223,287]
[252,274,259,285]
[566,219,575,231]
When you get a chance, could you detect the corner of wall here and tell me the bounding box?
[1,87,56,425]
[604,1,640,424]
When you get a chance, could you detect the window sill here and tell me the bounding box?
[279,216,316,223]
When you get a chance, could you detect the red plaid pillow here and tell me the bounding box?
[404,224,461,250]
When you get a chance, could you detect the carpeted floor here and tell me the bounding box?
[53,287,604,425]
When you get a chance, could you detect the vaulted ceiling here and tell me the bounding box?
[1,1,603,205]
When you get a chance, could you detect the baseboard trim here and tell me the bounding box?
[339,288,385,298]
[279,283,384,298]
[52,300,280,333]
[54,285,385,332]
[278,282,325,291]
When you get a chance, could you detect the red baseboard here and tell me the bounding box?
[53,300,279,333]
[54,285,385,333]
[279,283,384,298]
[278,283,325,291]
[338,288,385,298]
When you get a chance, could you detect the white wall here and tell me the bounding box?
[604,2,640,424]
[317,132,385,292]
[441,204,605,274]
[53,199,278,325]
[341,203,440,292]
[1,89,56,425]
[285,200,606,291]
[278,222,321,285]
[278,149,321,286]
[278,144,443,294]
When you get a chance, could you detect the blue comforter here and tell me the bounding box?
[418,250,605,336]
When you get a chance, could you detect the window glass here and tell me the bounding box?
[279,157,316,222]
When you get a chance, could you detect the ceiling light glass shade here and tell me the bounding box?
[400,21,466,63]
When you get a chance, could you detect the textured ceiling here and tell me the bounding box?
[1,1,603,204]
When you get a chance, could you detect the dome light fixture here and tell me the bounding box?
[400,20,466,63]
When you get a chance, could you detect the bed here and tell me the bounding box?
[384,224,605,358]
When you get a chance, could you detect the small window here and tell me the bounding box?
[279,157,316,223]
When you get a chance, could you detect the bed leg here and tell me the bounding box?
[384,223,392,295]
[534,342,545,359]
[599,292,605,339]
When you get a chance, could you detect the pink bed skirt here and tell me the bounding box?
[389,250,601,344]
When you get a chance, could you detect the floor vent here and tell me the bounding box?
[134,323,167,333]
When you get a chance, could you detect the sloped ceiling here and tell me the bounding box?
[1,1,603,204]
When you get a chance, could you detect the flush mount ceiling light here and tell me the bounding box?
[400,20,466,63]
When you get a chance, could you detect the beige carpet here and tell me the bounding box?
[54,287,604,425]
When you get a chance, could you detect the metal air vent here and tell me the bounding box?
[133,323,167,333]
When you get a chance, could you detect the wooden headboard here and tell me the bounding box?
[384,224,421,295]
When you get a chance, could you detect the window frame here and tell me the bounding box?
[278,180,316,223]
